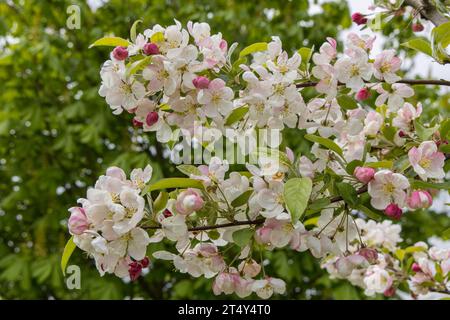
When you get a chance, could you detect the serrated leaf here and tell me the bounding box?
[410,179,450,190]
[304,134,344,157]
[298,46,313,71]
[61,236,76,276]
[176,164,201,176]
[232,228,254,247]
[336,182,359,207]
[225,105,249,126]
[365,160,393,169]
[439,118,450,140]
[402,38,432,56]
[231,189,254,208]
[239,42,268,58]
[126,56,152,76]
[284,177,312,221]
[414,119,439,140]
[89,37,131,48]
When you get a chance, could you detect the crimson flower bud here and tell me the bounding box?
[384,203,403,220]
[146,111,159,127]
[352,12,368,25]
[411,262,422,273]
[140,257,150,268]
[192,76,210,89]
[143,42,160,55]
[356,87,371,101]
[412,23,424,32]
[112,46,128,61]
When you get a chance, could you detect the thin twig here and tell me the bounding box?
[144,186,369,232]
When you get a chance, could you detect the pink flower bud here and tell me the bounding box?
[358,247,378,264]
[145,111,159,127]
[383,286,396,297]
[112,46,128,61]
[354,166,375,184]
[175,188,204,215]
[132,118,143,127]
[352,12,368,25]
[407,190,433,210]
[128,261,142,281]
[68,207,89,235]
[192,76,210,89]
[412,23,424,32]
[398,130,406,138]
[384,203,403,220]
[356,87,371,101]
[143,42,160,55]
[411,262,422,273]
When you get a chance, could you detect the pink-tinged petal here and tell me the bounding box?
[208,78,225,91]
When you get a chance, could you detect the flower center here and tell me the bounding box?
[350,65,360,76]
[383,182,395,194]
[380,62,391,73]
[419,157,431,168]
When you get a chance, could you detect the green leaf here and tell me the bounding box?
[337,94,358,110]
[401,38,432,57]
[89,37,131,48]
[153,191,169,213]
[410,179,450,190]
[126,56,151,76]
[431,21,450,64]
[61,236,76,276]
[239,42,268,58]
[232,228,254,247]
[357,205,382,221]
[130,19,143,42]
[304,134,344,157]
[225,106,249,126]
[176,164,201,176]
[150,32,165,43]
[284,177,312,221]
[143,178,204,194]
[336,182,359,207]
[231,189,254,208]
[365,160,393,169]
[414,119,439,140]
[439,118,450,140]
[298,46,313,71]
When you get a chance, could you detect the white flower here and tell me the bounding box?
[375,83,414,111]
[160,213,188,242]
[368,170,410,210]
[364,265,393,296]
[130,165,153,189]
[198,78,234,118]
[251,277,286,299]
[392,102,422,132]
[254,181,286,219]
[408,141,446,180]
[373,50,402,83]
[363,111,383,136]
[334,48,372,91]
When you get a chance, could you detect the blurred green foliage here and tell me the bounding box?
[0,0,448,300]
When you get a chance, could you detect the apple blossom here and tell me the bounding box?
[354,166,375,184]
[373,50,402,83]
[368,170,410,210]
[408,141,445,180]
[175,188,204,215]
[407,190,433,209]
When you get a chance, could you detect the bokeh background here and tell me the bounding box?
[0,0,449,299]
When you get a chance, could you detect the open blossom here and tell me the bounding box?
[408,141,445,180]
[368,170,410,210]
[312,37,337,65]
[252,277,286,299]
[373,50,402,83]
[364,265,393,296]
[213,269,253,298]
[363,111,383,136]
[392,102,422,132]
[375,83,414,111]
[197,78,233,117]
[334,48,372,91]
[68,207,89,235]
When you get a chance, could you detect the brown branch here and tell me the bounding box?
[144,186,369,232]
[296,78,450,88]
[405,0,449,26]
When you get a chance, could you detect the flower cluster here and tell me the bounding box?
[65,20,450,299]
